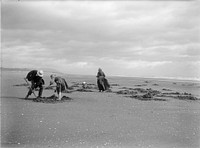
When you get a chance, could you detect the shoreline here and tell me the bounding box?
[2,68,200,83]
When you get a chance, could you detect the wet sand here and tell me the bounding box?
[1,70,200,148]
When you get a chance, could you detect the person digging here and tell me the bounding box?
[25,70,45,100]
[49,74,69,101]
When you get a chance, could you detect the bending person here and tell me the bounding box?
[50,74,69,100]
[25,70,45,99]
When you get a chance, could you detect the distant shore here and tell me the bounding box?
[2,67,200,82]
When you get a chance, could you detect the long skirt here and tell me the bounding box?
[97,77,110,91]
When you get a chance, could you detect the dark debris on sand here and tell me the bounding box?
[134,84,147,87]
[117,87,200,101]
[130,90,167,101]
[174,95,198,101]
[116,90,137,95]
[44,86,55,90]
[117,88,167,101]
[76,88,94,92]
[13,83,29,87]
[159,92,199,101]
[116,88,155,95]
[162,88,172,91]
[33,95,73,103]
[110,83,120,86]
[129,95,167,101]
[15,82,200,102]
[70,83,98,90]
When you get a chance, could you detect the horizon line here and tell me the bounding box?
[1,66,200,82]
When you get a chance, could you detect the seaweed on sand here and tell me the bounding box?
[13,83,29,86]
[33,95,72,103]
[116,90,137,95]
[129,94,167,101]
[76,88,94,92]
[174,95,198,101]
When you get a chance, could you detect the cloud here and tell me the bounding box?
[2,1,200,79]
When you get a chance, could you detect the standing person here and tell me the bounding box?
[49,74,68,100]
[25,70,45,99]
[96,68,110,92]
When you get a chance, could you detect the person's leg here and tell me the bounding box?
[36,79,44,98]
[25,82,35,99]
[25,89,32,99]
[38,85,43,98]
[56,84,62,100]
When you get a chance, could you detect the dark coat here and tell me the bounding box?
[96,71,110,91]
[26,70,44,86]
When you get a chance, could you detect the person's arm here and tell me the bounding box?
[41,79,45,85]
[50,77,58,86]
[58,85,62,100]
[49,80,54,86]
[55,78,62,100]
[48,79,57,90]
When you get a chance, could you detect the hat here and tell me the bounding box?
[37,70,44,77]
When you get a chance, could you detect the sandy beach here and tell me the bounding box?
[1,69,200,148]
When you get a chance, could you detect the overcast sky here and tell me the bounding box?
[2,0,200,79]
